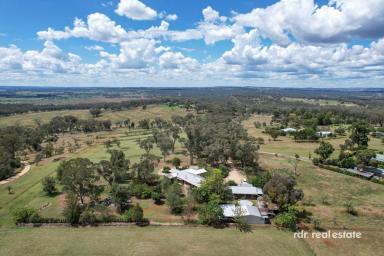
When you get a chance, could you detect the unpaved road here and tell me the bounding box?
[0,162,31,185]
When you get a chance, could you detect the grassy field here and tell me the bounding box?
[243,115,383,159]
[0,226,314,256]
[282,97,359,107]
[259,154,384,229]
[0,110,383,256]
[0,104,187,128]
[0,128,190,227]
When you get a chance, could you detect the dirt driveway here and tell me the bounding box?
[0,162,31,185]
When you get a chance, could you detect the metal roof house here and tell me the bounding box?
[316,131,333,137]
[344,168,374,179]
[229,182,263,198]
[281,128,297,133]
[221,200,268,224]
[166,169,205,187]
[375,154,384,163]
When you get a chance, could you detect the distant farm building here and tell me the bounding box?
[316,131,333,137]
[281,128,297,133]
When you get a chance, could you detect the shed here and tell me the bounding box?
[221,200,268,224]
[229,182,263,198]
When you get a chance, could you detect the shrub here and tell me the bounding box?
[339,157,355,169]
[287,205,306,219]
[312,158,320,166]
[162,166,171,174]
[218,165,229,178]
[312,217,321,230]
[248,172,272,187]
[198,198,224,227]
[344,201,357,216]
[63,194,82,225]
[256,137,265,145]
[226,180,237,186]
[172,157,181,168]
[124,203,144,223]
[274,212,297,231]
[132,183,153,199]
[151,192,163,204]
[42,176,57,196]
[79,209,97,226]
[12,208,40,224]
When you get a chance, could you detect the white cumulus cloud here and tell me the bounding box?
[115,0,157,20]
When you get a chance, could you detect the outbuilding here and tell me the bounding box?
[229,182,263,199]
[221,200,268,224]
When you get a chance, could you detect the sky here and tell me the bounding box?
[0,0,384,87]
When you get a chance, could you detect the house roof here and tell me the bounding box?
[282,128,297,132]
[183,168,207,175]
[316,131,332,135]
[221,200,268,218]
[375,154,384,162]
[167,169,205,187]
[229,183,263,195]
[345,168,374,178]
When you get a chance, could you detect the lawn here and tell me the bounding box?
[0,226,314,256]
[0,104,187,128]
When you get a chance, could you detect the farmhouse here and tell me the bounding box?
[221,200,269,224]
[166,168,207,187]
[229,182,263,198]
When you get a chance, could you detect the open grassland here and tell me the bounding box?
[304,229,383,256]
[0,104,186,128]
[243,115,383,159]
[260,154,384,230]
[282,97,359,107]
[0,226,314,256]
[0,128,189,227]
[0,110,383,256]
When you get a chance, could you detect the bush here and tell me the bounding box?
[287,205,306,219]
[12,208,40,224]
[162,166,171,174]
[132,183,153,199]
[218,165,229,178]
[151,192,163,204]
[42,176,57,196]
[312,158,320,166]
[63,194,82,225]
[248,172,272,188]
[226,180,237,186]
[165,183,184,214]
[198,198,224,227]
[172,157,181,168]
[79,209,97,226]
[344,201,357,216]
[256,137,265,145]
[312,217,321,230]
[124,203,144,223]
[274,212,297,231]
[339,157,356,169]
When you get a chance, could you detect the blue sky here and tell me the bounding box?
[0,0,383,87]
